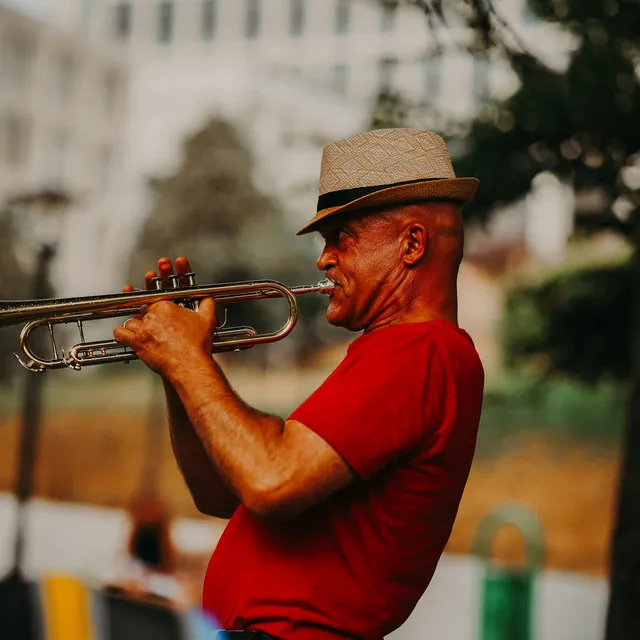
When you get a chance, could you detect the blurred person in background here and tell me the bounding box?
[115,128,484,640]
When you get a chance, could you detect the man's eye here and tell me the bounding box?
[324,228,347,244]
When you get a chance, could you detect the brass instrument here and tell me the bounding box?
[0,271,335,372]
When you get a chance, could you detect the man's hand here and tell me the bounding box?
[114,256,216,377]
[115,257,355,521]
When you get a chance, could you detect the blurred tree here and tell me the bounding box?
[131,117,329,364]
[132,118,295,277]
[372,0,639,634]
[419,1,638,636]
[369,89,411,130]
[0,214,27,385]
[501,260,632,383]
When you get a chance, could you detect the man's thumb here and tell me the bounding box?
[197,297,216,323]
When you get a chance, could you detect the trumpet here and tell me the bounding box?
[0,271,335,372]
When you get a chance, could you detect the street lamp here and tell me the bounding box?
[2,189,71,581]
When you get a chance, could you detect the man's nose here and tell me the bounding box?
[316,245,336,272]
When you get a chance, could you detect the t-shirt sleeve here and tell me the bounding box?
[289,329,450,480]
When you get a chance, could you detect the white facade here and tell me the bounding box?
[2,0,574,292]
[0,2,129,294]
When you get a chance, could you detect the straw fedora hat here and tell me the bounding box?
[297,128,479,235]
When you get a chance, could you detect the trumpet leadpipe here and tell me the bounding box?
[0,279,335,328]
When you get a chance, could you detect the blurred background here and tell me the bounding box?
[0,0,638,638]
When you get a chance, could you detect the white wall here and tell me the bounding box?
[0,2,129,294]
[0,494,608,640]
[2,0,576,294]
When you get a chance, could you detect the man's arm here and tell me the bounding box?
[166,354,356,521]
[162,379,239,518]
[114,273,356,521]
[122,259,238,518]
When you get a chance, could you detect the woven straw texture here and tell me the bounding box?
[319,128,456,195]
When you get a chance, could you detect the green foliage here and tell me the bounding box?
[130,117,330,362]
[132,118,305,280]
[0,215,29,385]
[453,0,640,230]
[501,260,632,383]
[477,376,626,453]
[369,89,410,129]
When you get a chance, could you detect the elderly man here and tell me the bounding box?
[115,128,485,640]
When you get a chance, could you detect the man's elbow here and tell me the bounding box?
[191,491,238,519]
[242,481,302,521]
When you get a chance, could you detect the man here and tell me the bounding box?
[115,128,485,640]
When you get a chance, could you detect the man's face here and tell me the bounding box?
[315,212,400,331]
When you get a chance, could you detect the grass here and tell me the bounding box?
[0,366,624,578]
[477,377,626,455]
[1,365,627,447]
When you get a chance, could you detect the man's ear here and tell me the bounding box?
[403,223,428,266]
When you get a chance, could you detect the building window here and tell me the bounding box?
[114,2,132,40]
[99,148,112,191]
[52,132,69,185]
[381,0,397,32]
[202,0,216,40]
[55,54,75,104]
[1,34,35,89]
[332,63,348,94]
[246,0,260,39]
[472,53,490,107]
[102,70,119,117]
[290,0,305,36]
[422,52,442,105]
[379,57,398,92]
[42,131,69,186]
[158,1,173,44]
[2,114,30,168]
[335,0,350,34]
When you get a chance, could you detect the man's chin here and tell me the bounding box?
[325,307,350,329]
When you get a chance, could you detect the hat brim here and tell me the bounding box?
[296,177,479,236]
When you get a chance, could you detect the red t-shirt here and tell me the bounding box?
[203,321,484,640]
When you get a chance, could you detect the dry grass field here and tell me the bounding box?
[0,364,620,579]
[448,434,618,577]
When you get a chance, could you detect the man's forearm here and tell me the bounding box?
[162,378,239,517]
[166,356,288,514]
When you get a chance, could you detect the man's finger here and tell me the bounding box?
[145,270,159,291]
[158,257,175,288]
[197,297,216,324]
[114,316,142,346]
[176,256,193,287]
[113,325,136,348]
[123,317,142,331]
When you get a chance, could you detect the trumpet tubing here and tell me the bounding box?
[0,274,335,372]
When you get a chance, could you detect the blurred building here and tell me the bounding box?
[0,1,128,294]
[4,1,572,286]
[1,0,580,358]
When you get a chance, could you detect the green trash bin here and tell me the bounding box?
[471,502,545,640]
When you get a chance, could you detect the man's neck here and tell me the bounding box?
[363,299,458,333]
[368,274,459,331]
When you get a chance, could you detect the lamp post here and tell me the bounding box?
[3,189,71,581]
